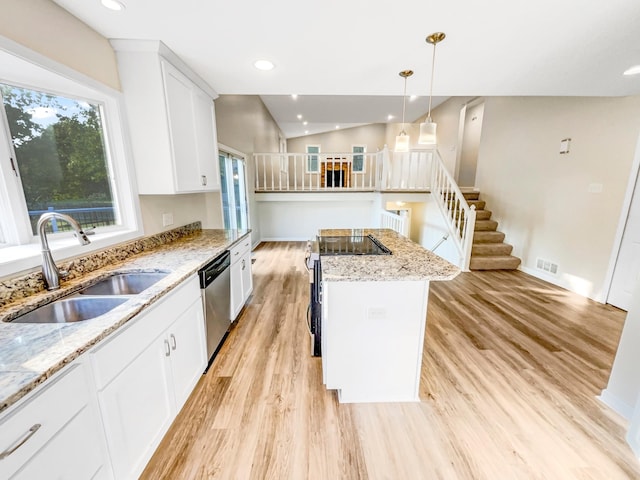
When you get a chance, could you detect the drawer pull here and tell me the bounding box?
[170,334,177,351]
[0,423,41,460]
[164,339,171,357]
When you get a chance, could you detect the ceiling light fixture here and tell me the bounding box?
[291,94,298,100]
[387,114,394,120]
[335,125,340,129]
[409,95,417,102]
[623,65,640,76]
[101,0,125,11]
[395,69,413,153]
[419,32,446,145]
[254,60,275,71]
[297,114,302,119]
[304,130,309,134]
[303,121,308,125]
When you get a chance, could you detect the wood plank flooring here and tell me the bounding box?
[141,242,640,479]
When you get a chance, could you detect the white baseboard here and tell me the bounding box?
[519,266,605,304]
[598,389,634,420]
[260,237,311,242]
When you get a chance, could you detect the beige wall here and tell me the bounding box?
[0,0,120,90]
[214,95,284,245]
[139,193,222,235]
[474,96,640,301]
[288,124,387,153]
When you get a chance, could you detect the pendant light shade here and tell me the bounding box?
[394,70,413,153]
[419,32,445,145]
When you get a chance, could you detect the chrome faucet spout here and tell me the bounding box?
[37,212,91,290]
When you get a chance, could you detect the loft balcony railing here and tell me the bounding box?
[254,147,440,193]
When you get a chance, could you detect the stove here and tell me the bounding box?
[317,234,392,256]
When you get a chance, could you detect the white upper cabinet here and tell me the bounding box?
[111,40,220,194]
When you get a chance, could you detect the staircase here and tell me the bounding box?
[463,191,521,270]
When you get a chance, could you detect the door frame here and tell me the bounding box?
[603,132,640,304]
[454,97,483,186]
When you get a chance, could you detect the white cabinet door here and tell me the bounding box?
[192,87,220,191]
[241,250,253,302]
[167,300,207,411]
[162,60,202,193]
[230,257,244,320]
[12,406,106,480]
[97,335,174,480]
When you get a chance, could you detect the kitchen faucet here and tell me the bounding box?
[37,212,91,290]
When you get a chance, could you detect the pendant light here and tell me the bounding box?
[419,32,446,145]
[394,70,413,153]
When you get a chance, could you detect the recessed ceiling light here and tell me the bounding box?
[304,130,309,134]
[297,114,302,120]
[101,0,125,11]
[623,65,640,76]
[291,94,298,100]
[303,121,308,125]
[335,125,340,129]
[387,114,394,120]
[409,95,417,102]
[254,60,275,71]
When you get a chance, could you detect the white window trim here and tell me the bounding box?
[218,143,250,230]
[352,144,367,174]
[0,36,143,279]
[305,144,320,174]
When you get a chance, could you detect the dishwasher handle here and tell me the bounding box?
[199,251,231,289]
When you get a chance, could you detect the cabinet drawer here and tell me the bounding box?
[229,236,251,263]
[0,365,89,479]
[90,276,200,390]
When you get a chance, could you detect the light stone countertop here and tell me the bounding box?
[318,229,460,282]
[0,229,250,413]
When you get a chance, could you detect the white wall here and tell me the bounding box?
[257,193,377,240]
[458,101,484,187]
[473,96,640,301]
[0,0,120,90]
[214,95,284,246]
[138,193,222,234]
[287,124,387,153]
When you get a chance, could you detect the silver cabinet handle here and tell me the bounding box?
[201,175,207,186]
[164,339,171,357]
[0,424,41,460]
[170,334,177,351]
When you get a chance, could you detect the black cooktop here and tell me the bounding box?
[317,234,392,256]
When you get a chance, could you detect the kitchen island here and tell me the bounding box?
[318,229,459,403]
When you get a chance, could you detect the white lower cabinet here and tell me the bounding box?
[92,276,206,479]
[230,236,253,320]
[0,363,110,480]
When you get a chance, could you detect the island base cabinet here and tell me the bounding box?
[322,280,430,403]
[230,236,253,321]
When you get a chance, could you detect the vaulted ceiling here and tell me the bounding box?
[53,0,640,137]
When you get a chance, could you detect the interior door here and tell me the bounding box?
[608,173,640,311]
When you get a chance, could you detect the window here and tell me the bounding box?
[1,84,117,235]
[0,40,141,276]
[219,146,249,230]
[352,145,366,173]
[306,144,320,173]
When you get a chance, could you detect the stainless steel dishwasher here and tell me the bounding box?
[199,250,231,370]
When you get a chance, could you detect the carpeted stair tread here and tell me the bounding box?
[475,210,492,220]
[473,231,505,243]
[468,200,486,210]
[462,191,480,200]
[472,243,514,256]
[470,255,521,270]
[475,220,498,231]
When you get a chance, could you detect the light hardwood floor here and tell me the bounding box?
[141,242,640,479]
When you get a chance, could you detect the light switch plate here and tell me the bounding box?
[162,212,174,226]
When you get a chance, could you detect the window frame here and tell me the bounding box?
[218,143,250,231]
[352,144,366,174]
[0,37,142,278]
[305,144,320,174]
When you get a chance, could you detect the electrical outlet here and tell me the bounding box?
[162,212,174,227]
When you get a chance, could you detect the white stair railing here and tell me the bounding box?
[430,151,476,271]
[380,210,410,237]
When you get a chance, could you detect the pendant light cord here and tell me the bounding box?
[427,42,437,121]
[401,76,408,133]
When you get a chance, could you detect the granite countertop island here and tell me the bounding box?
[317,228,460,404]
[318,228,460,282]
[0,225,250,413]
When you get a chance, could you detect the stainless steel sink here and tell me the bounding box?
[11,296,129,324]
[79,272,169,296]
